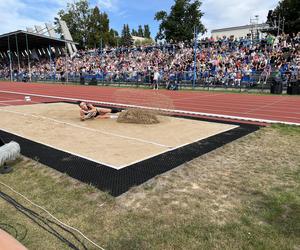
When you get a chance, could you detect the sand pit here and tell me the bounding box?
[0,103,238,169]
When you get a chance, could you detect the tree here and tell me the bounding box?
[88,7,112,48]
[56,1,119,48]
[267,0,300,35]
[121,24,133,47]
[56,0,91,48]
[131,29,138,36]
[137,25,144,37]
[88,6,101,48]
[144,25,151,39]
[109,29,120,47]
[154,0,205,43]
[100,12,112,46]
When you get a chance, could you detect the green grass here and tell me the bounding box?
[0,126,299,249]
[271,123,300,135]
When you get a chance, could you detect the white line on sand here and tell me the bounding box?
[0,108,172,149]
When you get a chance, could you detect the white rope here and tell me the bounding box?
[0,180,105,250]
[0,108,172,149]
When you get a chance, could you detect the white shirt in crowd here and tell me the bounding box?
[154,71,160,81]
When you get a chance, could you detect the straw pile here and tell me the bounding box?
[117,109,160,124]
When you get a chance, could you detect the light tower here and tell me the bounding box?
[250,15,259,42]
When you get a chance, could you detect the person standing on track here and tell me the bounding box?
[78,102,112,121]
[153,68,160,90]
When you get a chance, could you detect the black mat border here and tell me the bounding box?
[0,103,260,196]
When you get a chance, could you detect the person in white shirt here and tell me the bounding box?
[153,69,160,90]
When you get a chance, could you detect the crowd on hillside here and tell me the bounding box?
[0,33,299,88]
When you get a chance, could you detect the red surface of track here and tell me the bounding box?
[0,81,299,125]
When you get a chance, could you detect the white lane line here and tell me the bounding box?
[0,90,299,126]
[0,99,23,103]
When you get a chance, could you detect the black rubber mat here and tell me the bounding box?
[0,122,259,196]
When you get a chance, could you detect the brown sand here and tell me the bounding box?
[117,109,160,124]
[0,103,238,168]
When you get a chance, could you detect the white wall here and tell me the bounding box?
[212,27,252,39]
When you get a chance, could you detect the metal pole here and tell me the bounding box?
[193,26,198,89]
[277,15,281,36]
[7,36,13,81]
[25,33,31,81]
[65,43,69,84]
[15,34,20,75]
[48,45,52,81]
[100,37,103,59]
[49,45,56,82]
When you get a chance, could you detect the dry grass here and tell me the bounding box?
[0,125,299,249]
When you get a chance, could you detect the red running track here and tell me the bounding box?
[0,81,300,125]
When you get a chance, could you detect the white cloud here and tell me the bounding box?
[0,0,279,38]
[97,0,120,12]
[0,0,66,34]
[201,0,278,35]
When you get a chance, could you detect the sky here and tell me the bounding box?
[0,0,279,37]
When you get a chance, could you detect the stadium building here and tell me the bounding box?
[0,20,77,81]
[211,23,269,39]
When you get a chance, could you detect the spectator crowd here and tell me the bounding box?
[0,33,299,89]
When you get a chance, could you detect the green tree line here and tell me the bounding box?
[55,0,152,48]
[267,0,300,35]
[55,0,207,48]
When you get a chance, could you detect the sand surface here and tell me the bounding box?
[0,103,238,168]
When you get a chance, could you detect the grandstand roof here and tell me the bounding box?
[0,30,77,52]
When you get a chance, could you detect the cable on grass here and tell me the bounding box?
[0,191,85,250]
[0,180,106,250]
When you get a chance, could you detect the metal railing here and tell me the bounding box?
[0,70,289,92]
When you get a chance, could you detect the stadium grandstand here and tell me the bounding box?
[0,1,300,249]
[0,20,77,82]
[0,30,299,93]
